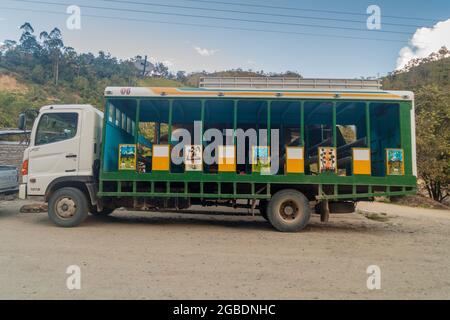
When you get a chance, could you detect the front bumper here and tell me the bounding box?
[19,184,27,199]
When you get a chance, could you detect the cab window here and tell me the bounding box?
[35,113,78,145]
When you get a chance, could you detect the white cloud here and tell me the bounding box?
[193,46,218,57]
[148,56,175,69]
[396,18,450,70]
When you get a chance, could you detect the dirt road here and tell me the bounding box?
[0,199,449,299]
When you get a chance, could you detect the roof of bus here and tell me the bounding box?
[104,87,414,101]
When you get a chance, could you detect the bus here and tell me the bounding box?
[19,77,417,232]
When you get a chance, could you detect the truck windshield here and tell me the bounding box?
[35,113,78,145]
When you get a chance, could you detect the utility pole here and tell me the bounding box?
[141,55,148,77]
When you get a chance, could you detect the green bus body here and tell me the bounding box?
[98,88,417,203]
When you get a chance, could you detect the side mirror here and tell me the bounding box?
[18,113,26,131]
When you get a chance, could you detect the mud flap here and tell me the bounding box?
[317,200,330,223]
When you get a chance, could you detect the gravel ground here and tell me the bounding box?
[0,199,449,299]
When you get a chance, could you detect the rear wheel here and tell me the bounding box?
[48,187,89,227]
[267,189,311,232]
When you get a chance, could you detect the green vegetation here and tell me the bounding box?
[0,23,184,127]
[0,22,299,128]
[383,49,449,203]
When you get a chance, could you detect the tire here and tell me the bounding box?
[48,187,89,227]
[258,199,268,220]
[267,189,311,232]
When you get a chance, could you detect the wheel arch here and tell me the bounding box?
[44,176,97,206]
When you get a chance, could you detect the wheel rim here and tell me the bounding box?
[279,200,299,221]
[55,197,77,219]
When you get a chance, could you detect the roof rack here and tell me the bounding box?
[199,77,382,90]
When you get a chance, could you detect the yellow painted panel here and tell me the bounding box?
[219,161,236,172]
[353,160,371,175]
[286,159,304,173]
[152,157,169,171]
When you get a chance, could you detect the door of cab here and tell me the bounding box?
[28,111,81,195]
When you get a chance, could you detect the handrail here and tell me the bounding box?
[199,77,382,90]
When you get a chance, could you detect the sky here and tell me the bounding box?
[0,0,449,78]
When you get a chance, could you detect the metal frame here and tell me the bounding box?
[199,77,382,90]
[98,96,416,201]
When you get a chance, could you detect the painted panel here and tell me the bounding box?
[118,144,136,171]
[353,148,371,175]
[218,145,236,172]
[152,145,170,171]
[286,147,304,174]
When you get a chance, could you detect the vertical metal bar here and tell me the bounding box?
[233,100,238,145]
[267,100,271,147]
[135,99,140,144]
[167,99,173,145]
[300,101,304,146]
[201,100,206,173]
[156,123,160,144]
[167,100,173,173]
[398,103,403,148]
[234,99,241,172]
[200,99,206,146]
[201,99,205,133]
[332,101,337,147]
[365,102,371,148]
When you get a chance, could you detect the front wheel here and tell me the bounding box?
[48,187,89,227]
[267,189,311,232]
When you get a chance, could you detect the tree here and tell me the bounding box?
[40,28,64,85]
[176,71,187,83]
[415,85,450,202]
[31,65,46,84]
[19,23,40,54]
[153,62,169,78]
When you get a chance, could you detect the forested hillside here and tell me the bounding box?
[0,22,299,128]
[382,48,450,203]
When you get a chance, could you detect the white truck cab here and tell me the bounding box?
[20,105,103,217]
